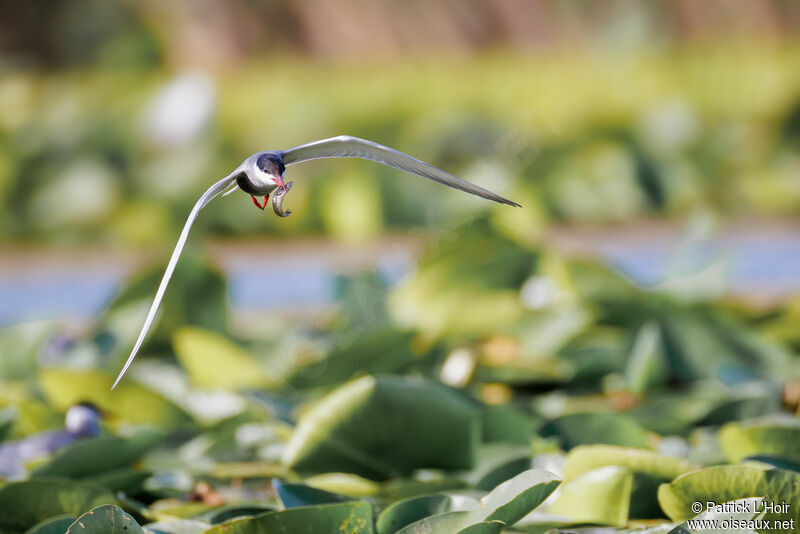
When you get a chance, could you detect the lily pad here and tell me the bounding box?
[562,444,696,518]
[172,327,271,390]
[624,322,666,394]
[466,444,534,492]
[396,469,560,533]
[626,389,723,436]
[376,493,479,534]
[0,407,16,442]
[32,430,162,478]
[144,519,213,533]
[539,412,650,449]
[457,522,504,534]
[303,473,381,497]
[0,478,115,532]
[23,515,76,534]
[287,328,417,390]
[273,479,352,509]
[562,445,696,482]
[205,501,374,534]
[564,445,697,518]
[394,510,476,534]
[719,419,800,463]
[0,321,59,381]
[745,456,800,473]
[38,368,190,427]
[196,504,278,525]
[480,404,537,445]
[675,497,762,534]
[85,469,152,494]
[480,469,560,525]
[549,465,633,526]
[66,504,144,534]
[388,218,533,338]
[108,254,228,350]
[658,465,800,531]
[282,375,481,478]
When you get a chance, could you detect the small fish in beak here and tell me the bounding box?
[272,181,293,217]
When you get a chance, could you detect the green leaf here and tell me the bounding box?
[658,465,800,530]
[287,328,416,391]
[471,453,533,493]
[0,479,115,532]
[303,473,380,497]
[66,504,144,534]
[282,375,480,478]
[380,479,466,501]
[108,254,228,350]
[84,469,152,494]
[38,368,190,427]
[0,406,15,442]
[480,469,560,525]
[562,444,695,482]
[626,389,723,436]
[624,322,666,394]
[388,218,534,338]
[205,501,374,534]
[395,510,475,534]
[32,430,162,478]
[0,396,61,439]
[480,405,537,445]
[376,494,479,534]
[0,321,59,381]
[677,497,762,534]
[273,479,352,509]
[147,500,211,519]
[745,456,800,473]
[539,412,650,449]
[195,504,277,525]
[142,519,211,533]
[549,465,633,526]
[332,272,392,335]
[659,309,791,383]
[719,419,800,463]
[562,444,696,518]
[23,515,76,534]
[172,327,271,390]
[698,394,773,426]
[457,522,504,534]
[396,469,559,534]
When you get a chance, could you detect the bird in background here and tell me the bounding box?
[0,403,102,479]
[111,135,520,389]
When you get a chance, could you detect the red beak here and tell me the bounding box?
[275,174,288,192]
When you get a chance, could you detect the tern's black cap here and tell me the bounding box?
[256,152,285,175]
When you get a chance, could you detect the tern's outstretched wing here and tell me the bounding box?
[111,173,237,390]
[282,135,520,207]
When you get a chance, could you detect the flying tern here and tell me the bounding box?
[111,135,520,389]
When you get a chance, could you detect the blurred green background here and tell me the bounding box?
[2,2,800,533]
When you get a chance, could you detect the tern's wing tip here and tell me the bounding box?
[496,197,522,208]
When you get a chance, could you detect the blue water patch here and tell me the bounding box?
[0,274,119,326]
[1,232,798,326]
